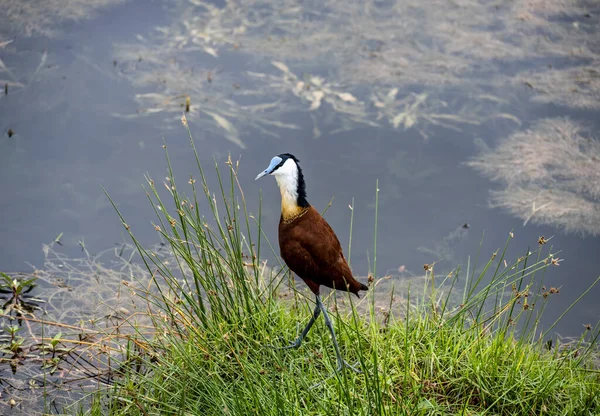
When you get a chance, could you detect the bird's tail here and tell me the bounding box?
[352,281,369,297]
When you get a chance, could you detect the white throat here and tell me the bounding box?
[273,158,299,209]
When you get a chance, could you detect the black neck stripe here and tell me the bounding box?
[276,153,310,208]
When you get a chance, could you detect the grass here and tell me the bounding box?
[76,121,600,415]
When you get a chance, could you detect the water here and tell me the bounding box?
[1,0,599,411]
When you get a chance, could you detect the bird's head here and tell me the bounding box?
[255,153,309,210]
[255,153,300,181]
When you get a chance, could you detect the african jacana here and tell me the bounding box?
[256,153,368,373]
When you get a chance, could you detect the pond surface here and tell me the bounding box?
[1,0,599,409]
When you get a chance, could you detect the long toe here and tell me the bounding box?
[276,341,301,350]
[338,359,362,374]
[264,337,302,350]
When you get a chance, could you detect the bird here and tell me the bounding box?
[255,153,368,373]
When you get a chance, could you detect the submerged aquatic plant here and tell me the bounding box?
[368,88,508,139]
[113,46,303,147]
[148,0,597,85]
[114,0,600,143]
[0,0,125,37]
[468,118,600,236]
[517,63,600,110]
[0,40,53,98]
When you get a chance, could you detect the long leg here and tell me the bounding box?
[316,295,361,373]
[276,302,321,349]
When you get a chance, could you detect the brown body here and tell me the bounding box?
[279,206,368,296]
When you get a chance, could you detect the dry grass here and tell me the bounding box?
[0,243,159,414]
[468,118,600,236]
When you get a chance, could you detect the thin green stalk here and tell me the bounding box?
[348,197,355,268]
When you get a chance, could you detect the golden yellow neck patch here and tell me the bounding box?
[281,204,309,223]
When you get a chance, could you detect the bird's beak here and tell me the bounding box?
[255,171,268,180]
[255,156,282,180]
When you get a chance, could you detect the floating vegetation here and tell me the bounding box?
[111,0,600,145]
[156,0,598,85]
[0,0,125,37]
[113,43,303,147]
[0,39,24,92]
[517,64,600,110]
[418,223,470,264]
[2,0,598,147]
[244,61,376,136]
[370,89,488,139]
[115,0,600,144]
[265,61,364,117]
[468,118,600,236]
[0,41,54,100]
[113,49,511,144]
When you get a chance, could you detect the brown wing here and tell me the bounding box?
[279,206,367,296]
